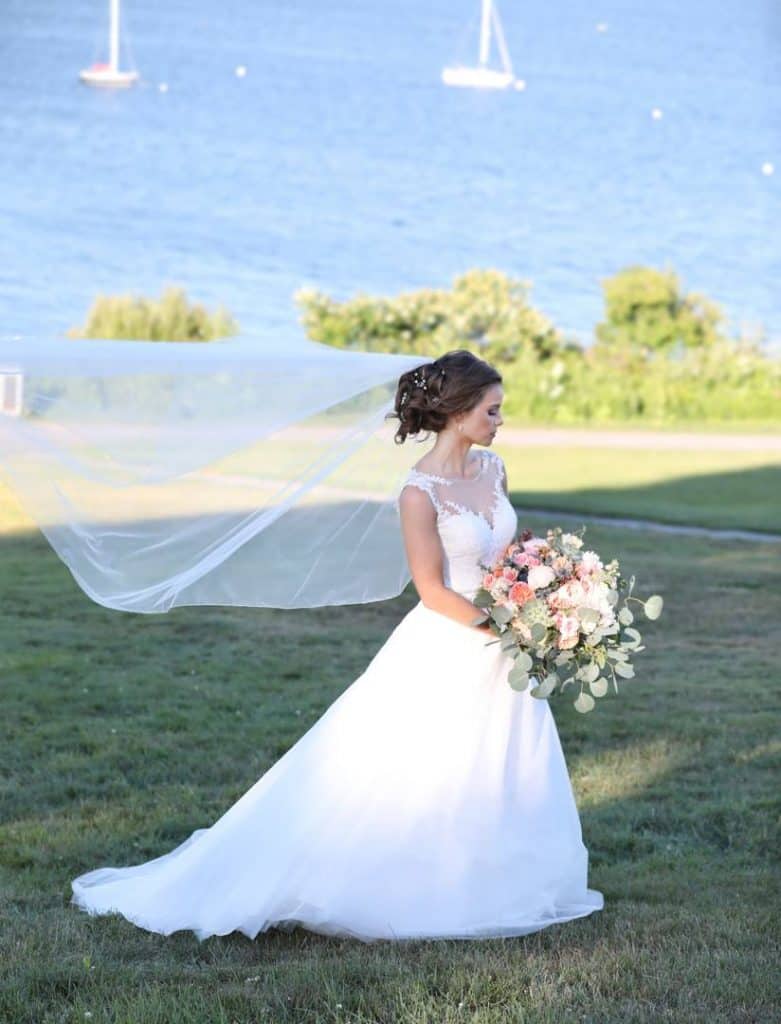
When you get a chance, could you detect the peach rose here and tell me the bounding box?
[509,581,535,606]
[502,566,519,582]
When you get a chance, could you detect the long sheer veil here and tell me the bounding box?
[0,335,427,612]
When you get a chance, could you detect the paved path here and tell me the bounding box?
[497,428,781,451]
[514,505,781,544]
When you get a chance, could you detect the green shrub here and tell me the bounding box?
[296,269,566,363]
[69,286,239,342]
[595,265,723,356]
[296,267,781,427]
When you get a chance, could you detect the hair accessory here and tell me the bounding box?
[412,370,428,392]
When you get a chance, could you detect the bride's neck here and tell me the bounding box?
[421,435,476,478]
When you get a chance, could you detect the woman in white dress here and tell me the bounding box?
[71,349,603,942]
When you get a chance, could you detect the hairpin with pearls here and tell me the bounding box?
[400,362,445,408]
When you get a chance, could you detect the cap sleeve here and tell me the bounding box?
[397,471,444,515]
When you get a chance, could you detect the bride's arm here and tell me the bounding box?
[398,486,492,634]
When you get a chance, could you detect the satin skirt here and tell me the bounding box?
[71,600,603,941]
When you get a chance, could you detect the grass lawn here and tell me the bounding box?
[1,446,779,1023]
[496,446,781,534]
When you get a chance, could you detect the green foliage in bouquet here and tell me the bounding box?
[69,286,239,342]
[473,526,664,714]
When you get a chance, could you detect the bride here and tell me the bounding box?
[71,349,603,942]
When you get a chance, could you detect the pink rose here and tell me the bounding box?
[502,566,519,582]
[482,573,495,589]
[512,552,541,569]
[522,536,547,555]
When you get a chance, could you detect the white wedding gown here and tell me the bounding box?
[71,448,603,942]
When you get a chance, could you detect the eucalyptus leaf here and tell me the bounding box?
[589,676,609,698]
[491,605,513,626]
[607,648,629,661]
[606,589,619,607]
[530,622,548,642]
[644,595,664,620]
[577,607,600,627]
[580,661,600,683]
[622,626,642,647]
[514,651,534,672]
[508,664,530,691]
[531,673,559,699]
[618,607,634,626]
[554,650,574,665]
[574,691,596,713]
[473,591,493,608]
[614,661,636,679]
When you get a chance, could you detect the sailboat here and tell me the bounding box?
[79,0,139,88]
[442,0,524,91]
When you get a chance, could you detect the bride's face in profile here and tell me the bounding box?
[454,383,504,445]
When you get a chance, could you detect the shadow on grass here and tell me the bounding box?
[510,463,781,534]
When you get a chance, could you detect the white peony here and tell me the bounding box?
[527,564,556,591]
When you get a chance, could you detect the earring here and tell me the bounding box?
[458,422,464,433]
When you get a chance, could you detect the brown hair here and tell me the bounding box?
[386,349,502,444]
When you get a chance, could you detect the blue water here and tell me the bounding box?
[1,0,779,347]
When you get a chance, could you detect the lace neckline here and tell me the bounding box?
[410,450,488,485]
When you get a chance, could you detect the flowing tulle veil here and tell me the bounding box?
[0,335,428,611]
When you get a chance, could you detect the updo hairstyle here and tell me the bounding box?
[387,349,502,444]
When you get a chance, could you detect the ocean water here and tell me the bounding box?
[1,0,778,347]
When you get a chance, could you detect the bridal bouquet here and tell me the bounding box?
[474,526,663,713]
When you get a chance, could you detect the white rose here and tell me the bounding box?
[527,564,556,591]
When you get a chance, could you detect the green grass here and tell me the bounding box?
[496,446,781,534]
[1,447,780,1023]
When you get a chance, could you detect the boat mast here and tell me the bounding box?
[491,2,514,76]
[109,0,120,71]
[479,0,492,66]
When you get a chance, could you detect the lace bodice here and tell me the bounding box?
[398,448,518,601]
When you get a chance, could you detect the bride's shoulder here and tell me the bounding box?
[485,448,508,491]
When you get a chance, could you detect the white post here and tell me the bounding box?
[109,0,120,71]
[479,0,492,66]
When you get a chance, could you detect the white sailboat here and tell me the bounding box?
[79,0,139,88]
[442,0,524,91]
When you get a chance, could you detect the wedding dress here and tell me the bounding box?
[71,447,603,942]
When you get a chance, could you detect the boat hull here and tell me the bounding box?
[441,66,516,90]
[79,68,138,88]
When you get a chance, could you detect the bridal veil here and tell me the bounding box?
[0,335,428,611]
